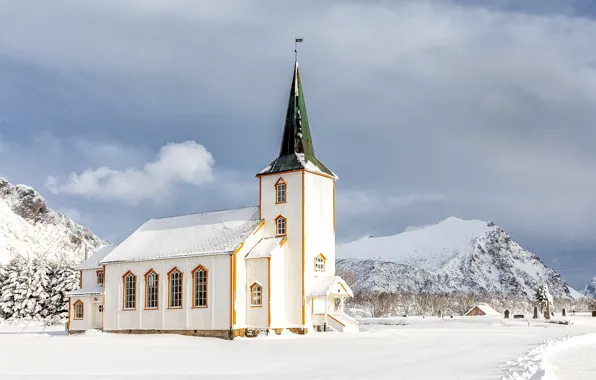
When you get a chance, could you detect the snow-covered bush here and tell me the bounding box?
[0,256,79,322]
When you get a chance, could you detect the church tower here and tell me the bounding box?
[256,59,337,327]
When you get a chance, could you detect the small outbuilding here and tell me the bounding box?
[464,303,500,316]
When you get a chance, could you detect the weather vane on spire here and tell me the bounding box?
[295,37,304,63]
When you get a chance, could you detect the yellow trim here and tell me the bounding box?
[102,265,106,328]
[267,257,271,327]
[253,220,265,235]
[279,236,287,248]
[327,314,345,327]
[73,300,84,320]
[274,214,287,237]
[191,265,209,308]
[96,269,104,285]
[229,254,233,329]
[339,282,349,294]
[274,177,287,204]
[231,242,244,325]
[301,170,305,325]
[67,297,71,330]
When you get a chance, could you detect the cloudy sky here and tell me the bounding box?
[1,0,595,288]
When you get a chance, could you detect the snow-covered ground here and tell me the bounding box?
[1,316,596,379]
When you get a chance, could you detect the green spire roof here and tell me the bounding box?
[258,62,336,179]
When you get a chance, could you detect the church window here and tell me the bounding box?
[145,270,159,309]
[275,215,287,236]
[123,271,136,310]
[73,300,84,319]
[250,282,262,306]
[168,267,183,309]
[99,304,103,313]
[96,270,104,285]
[275,178,287,203]
[315,254,326,273]
[192,265,208,308]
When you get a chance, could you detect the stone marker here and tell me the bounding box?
[592,311,596,317]
[533,306,539,319]
[562,308,566,317]
[438,310,443,319]
[504,310,510,319]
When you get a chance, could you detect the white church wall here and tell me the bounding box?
[245,258,269,328]
[233,225,262,328]
[103,254,231,332]
[81,268,101,289]
[269,243,288,328]
[69,295,101,331]
[260,171,304,327]
[304,172,336,295]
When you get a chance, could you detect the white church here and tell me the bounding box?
[66,59,358,339]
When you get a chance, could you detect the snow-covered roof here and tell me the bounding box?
[79,245,117,270]
[245,237,284,259]
[66,286,103,296]
[465,303,499,316]
[307,276,353,297]
[101,207,261,264]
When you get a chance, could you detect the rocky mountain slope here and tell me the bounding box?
[0,177,106,264]
[583,277,596,298]
[337,217,578,299]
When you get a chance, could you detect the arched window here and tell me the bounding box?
[73,300,84,319]
[123,271,136,310]
[168,267,183,309]
[96,270,104,285]
[145,269,159,309]
[192,265,208,308]
[275,215,287,236]
[315,254,326,273]
[275,178,287,204]
[250,282,262,307]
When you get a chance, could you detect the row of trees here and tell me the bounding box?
[0,256,80,322]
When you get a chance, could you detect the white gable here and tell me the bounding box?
[466,303,499,316]
[307,276,353,297]
[101,206,261,264]
[79,245,116,270]
[245,237,284,259]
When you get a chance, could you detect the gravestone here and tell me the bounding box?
[513,314,525,319]
[562,308,566,317]
[533,306,539,319]
[438,310,443,319]
[504,310,510,319]
[592,311,596,317]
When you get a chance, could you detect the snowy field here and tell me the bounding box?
[2,316,596,379]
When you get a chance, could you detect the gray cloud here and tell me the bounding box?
[1,0,596,288]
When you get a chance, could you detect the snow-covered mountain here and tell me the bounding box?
[0,177,106,264]
[583,277,596,298]
[337,217,577,299]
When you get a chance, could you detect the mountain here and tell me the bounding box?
[336,217,577,299]
[583,277,596,298]
[0,177,106,264]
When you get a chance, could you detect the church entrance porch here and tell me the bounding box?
[307,276,359,332]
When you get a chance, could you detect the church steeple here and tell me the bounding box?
[258,60,336,179]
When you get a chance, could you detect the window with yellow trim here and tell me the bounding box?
[145,270,159,309]
[275,178,287,203]
[275,215,287,236]
[96,270,104,285]
[123,272,136,310]
[74,300,84,319]
[168,268,183,308]
[315,254,325,273]
[192,265,208,308]
[250,283,262,306]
